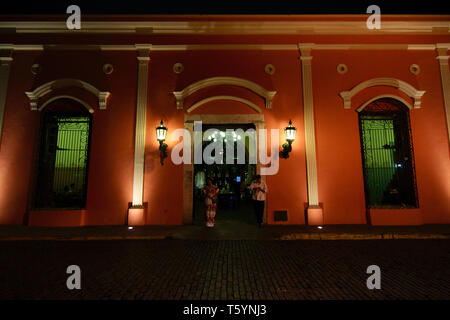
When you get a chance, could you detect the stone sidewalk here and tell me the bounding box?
[0,222,449,241]
[1,239,450,299]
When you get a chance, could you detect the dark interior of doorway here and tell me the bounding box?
[33,99,92,209]
[193,123,257,226]
[358,98,418,209]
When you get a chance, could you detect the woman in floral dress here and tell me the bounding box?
[203,178,219,227]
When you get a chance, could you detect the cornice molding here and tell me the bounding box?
[1,43,444,52]
[1,20,449,35]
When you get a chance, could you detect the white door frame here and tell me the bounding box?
[183,113,266,225]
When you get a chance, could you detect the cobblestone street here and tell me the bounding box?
[0,239,449,300]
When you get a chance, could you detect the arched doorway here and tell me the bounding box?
[34,98,92,209]
[358,97,418,209]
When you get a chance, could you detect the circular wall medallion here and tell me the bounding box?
[103,64,114,74]
[173,63,184,74]
[265,64,275,75]
[336,64,348,74]
[31,64,42,75]
[409,64,420,75]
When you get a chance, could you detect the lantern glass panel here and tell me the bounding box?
[156,125,167,141]
[285,126,296,141]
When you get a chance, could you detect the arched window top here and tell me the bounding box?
[358,96,411,113]
[340,78,425,109]
[173,76,276,110]
[25,78,110,111]
[39,95,95,114]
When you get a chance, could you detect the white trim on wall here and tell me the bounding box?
[1,43,442,52]
[298,43,320,208]
[25,78,111,111]
[436,44,450,146]
[0,49,13,147]
[1,19,449,35]
[131,44,152,207]
[339,78,426,109]
[173,76,276,110]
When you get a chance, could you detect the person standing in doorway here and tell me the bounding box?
[249,175,267,227]
[203,178,219,227]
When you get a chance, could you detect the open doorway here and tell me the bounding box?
[193,123,257,226]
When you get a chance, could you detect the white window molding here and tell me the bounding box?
[25,78,111,111]
[173,76,276,110]
[339,78,426,109]
[186,95,262,113]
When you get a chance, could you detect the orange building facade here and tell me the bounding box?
[0,15,449,227]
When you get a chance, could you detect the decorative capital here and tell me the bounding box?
[436,45,450,64]
[297,43,314,58]
[135,44,152,62]
[0,47,13,66]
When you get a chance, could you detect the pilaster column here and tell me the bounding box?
[183,122,194,224]
[0,47,13,147]
[436,44,450,146]
[298,43,323,225]
[131,44,151,208]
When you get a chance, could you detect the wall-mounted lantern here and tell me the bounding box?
[156,120,168,165]
[280,120,296,159]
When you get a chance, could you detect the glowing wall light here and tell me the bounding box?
[156,120,168,165]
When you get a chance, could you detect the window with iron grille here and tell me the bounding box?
[358,98,418,208]
[34,100,92,209]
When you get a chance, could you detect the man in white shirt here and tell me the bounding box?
[249,175,267,227]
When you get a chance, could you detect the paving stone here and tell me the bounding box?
[0,239,449,299]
